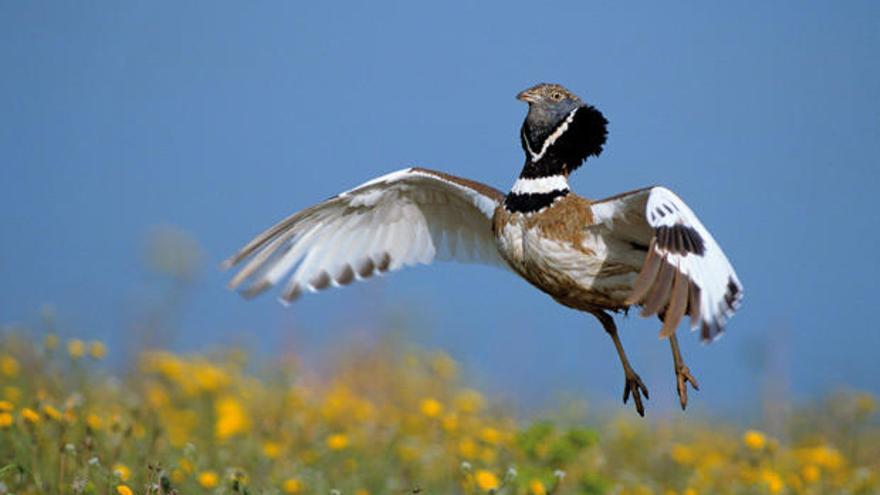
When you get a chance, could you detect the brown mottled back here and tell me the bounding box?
[525,194,595,254]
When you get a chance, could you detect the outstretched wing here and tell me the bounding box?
[592,186,743,341]
[224,167,508,303]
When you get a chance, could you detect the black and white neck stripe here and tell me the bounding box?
[506,101,607,214]
[504,174,570,214]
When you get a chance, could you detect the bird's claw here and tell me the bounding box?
[622,370,650,417]
[675,364,700,410]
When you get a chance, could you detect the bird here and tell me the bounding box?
[223,83,743,416]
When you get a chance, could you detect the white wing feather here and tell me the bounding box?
[224,167,508,303]
[592,186,742,341]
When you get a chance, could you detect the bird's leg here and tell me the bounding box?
[668,332,699,410]
[593,311,649,416]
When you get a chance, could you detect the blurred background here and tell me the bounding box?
[2,1,878,419]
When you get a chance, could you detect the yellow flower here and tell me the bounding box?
[419,397,443,418]
[113,464,131,481]
[89,341,107,360]
[683,489,698,495]
[0,400,13,412]
[742,429,766,450]
[170,469,186,483]
[86,413,103,430]
[320,385,352,421]
[193,362,230,392]
[354,490,369,495]
[140,352,184,381]
[529,479,547,495]
[474,470,499,492]
[0,413,13,428]
[0,355,19,377]
[326,433,349,450]
[42,404,63,421]
[802,464,821,483]
[262,440,282,459]
[67,339,86,359]
[807,446,844,470]
[282,478,303,494]
[116,485,133,495]
[44,333,59,350]
[760,468,784,494]
[458,437,478,459]
[441,413,458,432]
[63,409,77,424]
[479,427,501,445]
[214,396,250,440]
[145,385,169,408]
[670,444,695,465]
[197,471,219,488]
[22,407,40,424]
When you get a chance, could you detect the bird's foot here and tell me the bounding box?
[674,364,700,410]
[622,369,650,417]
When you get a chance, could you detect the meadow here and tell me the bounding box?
[0,327,877,495]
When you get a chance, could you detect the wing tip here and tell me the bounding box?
[308,271,332,291]
[240,279,272,299]
[220,256,238,271]
[377,252,392,273]
[278,282,302,305]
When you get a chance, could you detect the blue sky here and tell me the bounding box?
[2,2,878,415]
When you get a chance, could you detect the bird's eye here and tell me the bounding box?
[551,91,564,101]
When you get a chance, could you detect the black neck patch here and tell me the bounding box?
[518,104,608,179]
[518,151,566,179]
[504,189,569,214]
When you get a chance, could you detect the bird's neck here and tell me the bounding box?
[504,163,570,214]
[504,103,607,214]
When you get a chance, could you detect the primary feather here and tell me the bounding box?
[223,167,509,303]
[592,186,743,341]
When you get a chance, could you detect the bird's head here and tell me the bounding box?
[517,83,608,176]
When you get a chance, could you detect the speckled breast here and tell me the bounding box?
[493,196,641,311]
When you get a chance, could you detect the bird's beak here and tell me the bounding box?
[517,89,538,103]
